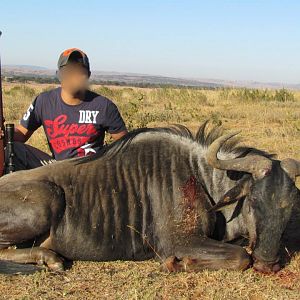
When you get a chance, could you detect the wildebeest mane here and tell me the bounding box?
[75,120,275,165]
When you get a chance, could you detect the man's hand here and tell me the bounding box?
[110,130,128,141]
[0,128,4,140]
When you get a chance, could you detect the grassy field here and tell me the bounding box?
[0,82,300,299]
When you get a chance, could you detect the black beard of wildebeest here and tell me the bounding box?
[0,121,299,275]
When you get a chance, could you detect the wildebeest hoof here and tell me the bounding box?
[33,248,65,272]
[47,262,64,273]
[237,249,252,271]
[162,256,184,272]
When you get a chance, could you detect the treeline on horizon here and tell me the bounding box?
[2,74,220,90]
[1,75,297,103]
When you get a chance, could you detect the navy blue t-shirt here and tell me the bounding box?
[20,87,127,160]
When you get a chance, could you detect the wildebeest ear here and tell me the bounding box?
[281,158,300,182]
[209,177,252,212]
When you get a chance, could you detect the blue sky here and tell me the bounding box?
[1,0,299,83]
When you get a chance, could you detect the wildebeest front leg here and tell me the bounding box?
[162,237,251,272]
[0,247,64,271]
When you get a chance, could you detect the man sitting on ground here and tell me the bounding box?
[3,48,128,171]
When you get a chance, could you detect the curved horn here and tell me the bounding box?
[281,158,300,182]
[206,132,273,180]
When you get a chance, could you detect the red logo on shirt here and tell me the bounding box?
[44,114,98,154]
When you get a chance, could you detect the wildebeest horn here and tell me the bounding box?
[280,158,300,182]
[206,132,273,179]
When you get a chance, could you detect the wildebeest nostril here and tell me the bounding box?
[272,263,281,273]
[253,260,281,273]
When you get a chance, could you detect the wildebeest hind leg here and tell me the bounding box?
[0,180,66,273]
[162,237,251,272]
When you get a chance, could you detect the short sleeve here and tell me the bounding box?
[20,96,42,131]
[103,101,127,134]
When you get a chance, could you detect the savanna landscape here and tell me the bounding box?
[0,82,299,299]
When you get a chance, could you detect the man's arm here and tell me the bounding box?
[17,96,42,142]
[110,129,128,141]
[103,100,128,141]
[14,124,34,143]
[0,124,34,143]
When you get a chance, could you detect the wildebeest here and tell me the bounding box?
[0,121,299,274]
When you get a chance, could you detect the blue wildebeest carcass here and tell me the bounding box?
[0,121,299,274]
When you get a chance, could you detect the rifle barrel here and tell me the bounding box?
[0,31,5,176]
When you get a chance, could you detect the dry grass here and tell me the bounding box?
[1,256,300,300]
[0,82,300,299]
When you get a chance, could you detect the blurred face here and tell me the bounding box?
[59,63,90,96]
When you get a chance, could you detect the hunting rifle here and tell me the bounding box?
[0,31,15,176]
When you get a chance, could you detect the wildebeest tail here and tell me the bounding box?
[0,260,43,275]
